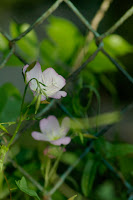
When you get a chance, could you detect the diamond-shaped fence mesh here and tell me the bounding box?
[0,0,133,199]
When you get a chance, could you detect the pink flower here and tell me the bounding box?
[32,116,71,146]
[23,62,67,100]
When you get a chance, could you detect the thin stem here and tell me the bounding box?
[8,158,44,192]
[44,158,51,188]
[64,0,100,38]
[7,118,22,148]
[11,0,64,42]
[48,144,93,196]
[100,5,133,40]
[7,78,39,148]
[101,48,133,84]
[4,173,12,200]
[48,151,63,181]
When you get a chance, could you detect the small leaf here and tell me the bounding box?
[83,133,97,139]
[81,156,99,196]
[104,34,133,56]
[0,33,8,51]
[68,195,77,200]
[41,100,50,104]
[15,177,40,200]
[0,124,8,133]
[77,132,84,143]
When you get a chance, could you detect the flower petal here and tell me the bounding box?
[61,117,70,136]
[50,137,71,146]
[50,91,67,99]
[32,131,50,141]
[42,68,66,89]
[25,62,43,91]
[40,116,60,136]
[23,64,29,74]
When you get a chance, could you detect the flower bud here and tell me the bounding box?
[35,94,41,114]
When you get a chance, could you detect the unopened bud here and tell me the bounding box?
[35,94,41,114]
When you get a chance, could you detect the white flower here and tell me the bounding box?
[23,62,67,100]
[32,116,71,146]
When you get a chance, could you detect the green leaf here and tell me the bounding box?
[96,181,117,200]
[0,83,21,122]
[15,177,40,200]
[85,34,133,73]
[0,124,8,133]
[104,34,133,56]
[40,16,83,65]
[81,156,99,196]
[107,143,133,158]
[72,84,100,116]
[40,39,58,66]
[0,33,8,51]
[0,33,22,67]
[99,74,118,97]
[46,16,83,61]
[86,41,117,73]
[6,53,22,67]
[68,195,77,200]
[10,21,38,62]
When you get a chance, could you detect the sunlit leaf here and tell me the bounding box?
[104,34,133,56]
[46,16,83,61]
[68,195,77,200]
[15,177,40,200]
[0,124,8,133]
[40,16,83,67]
[10,21,38,62]
[0,33,8,51]
[70,111,121,130]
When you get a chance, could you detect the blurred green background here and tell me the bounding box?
[0,1,133,200]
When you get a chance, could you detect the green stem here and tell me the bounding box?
[7,78,38,148]
[48,151,63,181]
[7,117,22,148]
[44,158,51,188]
